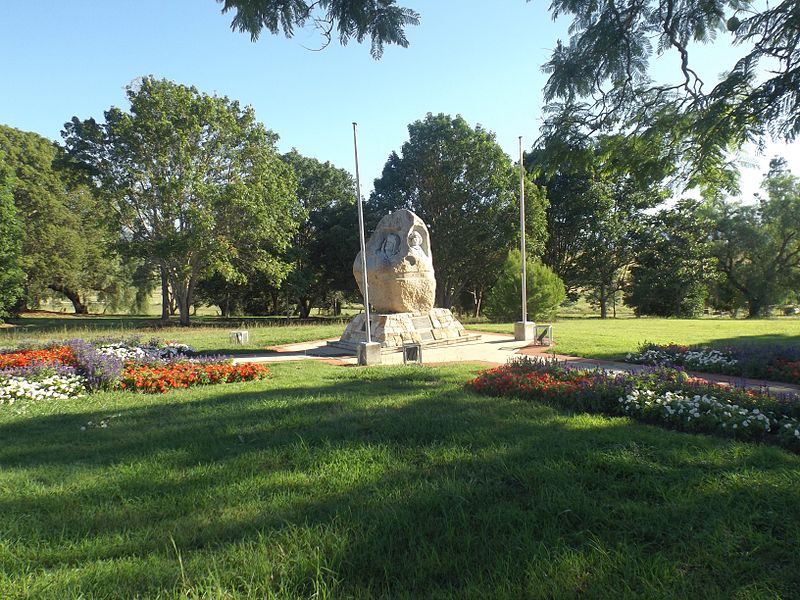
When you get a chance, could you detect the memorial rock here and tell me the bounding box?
[333,209,480,352]
[354,209,436,313]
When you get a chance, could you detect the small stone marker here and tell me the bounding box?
[229,330,249,345]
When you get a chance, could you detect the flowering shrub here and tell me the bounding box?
[95,339,194,362]
[65,339,125,390]
[0,337,266,403]
[625,342,800,384]
[0,346,76,369]
[0,374,87,405]
[767,359,800,385]
[120,362,270,393]
[626,344,739,374]
[469,357,800,452]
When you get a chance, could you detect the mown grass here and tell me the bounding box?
[468,318,800,360]
[1,362,799,598]
[0,319,346,354]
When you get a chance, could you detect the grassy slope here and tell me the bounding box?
[468,319,800,360]
[1,362,799,598]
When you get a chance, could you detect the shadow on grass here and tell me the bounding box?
[1,366,799,597]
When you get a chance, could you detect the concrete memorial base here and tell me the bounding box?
[356,342,382,365]
[331,308,480,353]
[514,321,535,341]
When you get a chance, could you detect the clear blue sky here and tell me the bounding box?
[1,0,795,199]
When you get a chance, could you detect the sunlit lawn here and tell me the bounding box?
[5,315,800,361]
[468,318,800,360]
[1,362,799,598]
[0,318,346,354]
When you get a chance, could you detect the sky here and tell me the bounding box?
[1,0,796,200]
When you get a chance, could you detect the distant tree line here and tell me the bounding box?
[1,77,798,323]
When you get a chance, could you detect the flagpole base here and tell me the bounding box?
[514,321,535,341]
[356,342,382,366]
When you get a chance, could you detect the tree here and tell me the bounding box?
[577,176,660,319]
[0,154,24,319]
[64,77,298,325]
[281,150,358,318]
[710,159,800,318]
[216,0,419,58]
[371,113,548,311]
[527,126,666,316]
[525,140,608,296]
[626,199,717,317]
[0,125,124,314]
[541,0,800,188]
[484,250,566,322]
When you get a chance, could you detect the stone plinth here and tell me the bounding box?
[331,308,480,352]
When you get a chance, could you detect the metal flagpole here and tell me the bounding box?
[519,136,527,324]
[353,122,372,344]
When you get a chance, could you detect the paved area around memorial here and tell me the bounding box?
[231,332,800,396]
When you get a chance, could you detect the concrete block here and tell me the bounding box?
[514,321,535,341]
[357,342,382,366]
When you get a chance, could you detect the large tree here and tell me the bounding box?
[710,159,800,318]
[0,153,24,319]
[64,77,298,325]
[216,1,797,171]
[281,150,358,318]
[0,125,124,314]
[541,0,800,188]
[527,126,666,316]
[626,199,717,317]
[217,0,419,58]
[371,113,547,311]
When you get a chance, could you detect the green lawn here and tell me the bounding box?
[0,318,347,354]
[2,362,799,598]
[5,315,800,361]
[468,318,800,360]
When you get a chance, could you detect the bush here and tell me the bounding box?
[484,250,566,321]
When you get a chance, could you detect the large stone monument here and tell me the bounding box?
[334,209,479,351]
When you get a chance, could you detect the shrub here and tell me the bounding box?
[484,250,566,321]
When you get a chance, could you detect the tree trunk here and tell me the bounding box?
[50,284,88,314]
[747,299,768,319]
[470,289,483,318]
[170,279,192,326]
[599,284,608,319]
[297,298,312,319]
[222,295,231,319]
[159,264,170,322]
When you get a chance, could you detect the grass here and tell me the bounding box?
[5,314,800,361]
[468,318,800,360]
[0,318,347,355]
[2,361,800,598]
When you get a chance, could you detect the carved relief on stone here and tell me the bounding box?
[354,209,436,313]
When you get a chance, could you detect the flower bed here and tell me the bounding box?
[120,362,270,393]
[469,357,800,452]
[0,346,76,369]
[625,342,800,385]
[0,337,270,402]
[0,373,87,405]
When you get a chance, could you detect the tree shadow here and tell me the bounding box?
[1,366,799,597]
